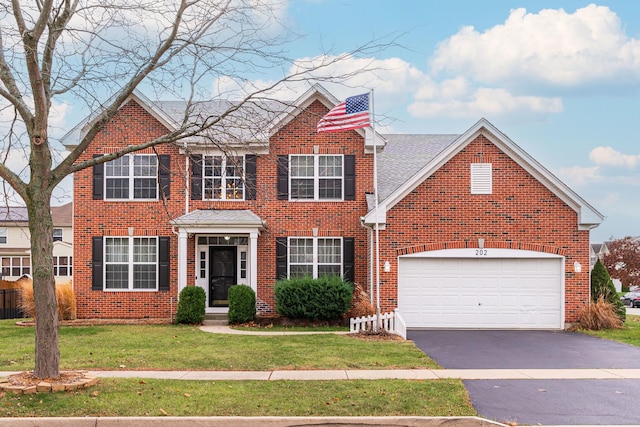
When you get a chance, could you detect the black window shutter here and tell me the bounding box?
[190,155,203,200]
[92,154,104,200]
[277,155,289,200]
[344,155,356,200]
[343,237,355,283]
[158,155,171,200]
[92,236,103,291]
[158,236,170,291]
[245,154,257,200]
[276,237,288,280]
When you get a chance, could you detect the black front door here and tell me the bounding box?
[209,246,236,307]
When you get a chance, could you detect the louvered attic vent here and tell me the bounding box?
[470,163,492,194]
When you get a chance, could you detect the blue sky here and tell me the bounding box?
[271,0,640,242]
[9,1,634,242]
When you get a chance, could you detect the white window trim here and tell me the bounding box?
[289,154,344,201]
[0,227,6,244]
[53,256,72,277]
[104,154,159,201]
[471,163,492,195]
[1,256,31,277]
[202,155,246,201]
[53,228,63,242]
[288,236,343,278]
[104,237,158,291]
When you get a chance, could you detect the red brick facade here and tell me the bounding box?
[71,90,597,326]
[377,136,590,323]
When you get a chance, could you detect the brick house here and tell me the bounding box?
[63,84,603,328]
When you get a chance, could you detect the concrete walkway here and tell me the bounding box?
[4,368,640,381]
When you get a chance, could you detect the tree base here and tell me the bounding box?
[0,371,98,394]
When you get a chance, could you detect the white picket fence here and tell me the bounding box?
[349,309,406,339]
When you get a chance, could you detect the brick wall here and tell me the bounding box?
[73,100,184,319]
[377,135,590,323]
[74,98,373,318]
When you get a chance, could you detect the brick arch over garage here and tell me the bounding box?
[396,240,568,258]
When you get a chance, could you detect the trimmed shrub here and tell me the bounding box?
[576,297,624,330]
[228,285,256,324]
[591,259,625,322]
[175,286,206,324]
[275,275,353,320]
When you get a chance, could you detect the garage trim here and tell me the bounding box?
[398,248,565,330]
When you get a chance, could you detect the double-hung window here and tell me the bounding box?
[203,155,244,200]
[290,155,343,200]
[1,256,30,277]
[53,228,63,242]
[105,155,158,200]
[53,256,72,276]
[288,237,342,278]
[104,237,157,290]
[0,228,6,244]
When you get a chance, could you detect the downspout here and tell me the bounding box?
[359,217,375,305]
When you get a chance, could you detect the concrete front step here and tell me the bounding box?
[203,319,229,326]
[204,314,228,326]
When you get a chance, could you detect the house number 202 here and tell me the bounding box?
[475,249,488,256]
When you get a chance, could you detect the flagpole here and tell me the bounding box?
[370,89,382,331]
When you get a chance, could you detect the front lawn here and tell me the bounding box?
[581,314,640,346]
[0,320,437,371]
[0,378,474,417]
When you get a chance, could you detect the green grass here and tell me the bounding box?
[232,324,349,332]
[0,320,437,371]
[581,314,640,346]
[0,378,474,417]
[0,320,473,418]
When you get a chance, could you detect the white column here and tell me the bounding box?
[249,231,259,294]
[177,229,188,295]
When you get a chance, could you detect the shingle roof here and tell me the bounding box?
[376,134,460,202]
[171,209,264,227]
[0,203,72,226]
[0,206,28,222]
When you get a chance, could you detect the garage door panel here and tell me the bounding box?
[398,257,563,329]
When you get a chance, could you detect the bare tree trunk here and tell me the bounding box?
[27,193,60,379]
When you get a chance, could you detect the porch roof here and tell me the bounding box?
[170,209,265,229]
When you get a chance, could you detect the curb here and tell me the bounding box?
[0,416,507,426]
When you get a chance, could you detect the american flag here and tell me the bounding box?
[317,93,370,133]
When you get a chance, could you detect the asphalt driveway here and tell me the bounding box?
[408,330,640,425]
[408,329,640,369]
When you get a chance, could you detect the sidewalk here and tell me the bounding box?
[4,368,640,381]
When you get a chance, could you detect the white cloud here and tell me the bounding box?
[557,165,602,187]
[431,4,640,86]
[430,4,640,88]
[590,146,640,169]
[408,85,562,119]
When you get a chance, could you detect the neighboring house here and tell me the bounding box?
[590,242,609,270]
[0,203,73,284]
[63,85,603,329]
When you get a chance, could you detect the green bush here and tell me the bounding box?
[591,259,625,323]
[228,285,256,324]
[275,275,353,320]
[175,286,206,324]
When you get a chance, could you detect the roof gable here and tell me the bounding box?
[61,91,177,149]
[365,118,603,229]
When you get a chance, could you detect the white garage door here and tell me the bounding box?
[398,255,563,329]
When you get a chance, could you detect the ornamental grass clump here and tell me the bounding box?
[228,285,256,324]
[175,286,206,324]
[18,279,76,320]
[275,275,353,321]
[577,297,624,330]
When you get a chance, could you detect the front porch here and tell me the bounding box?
[170,209,264,314]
